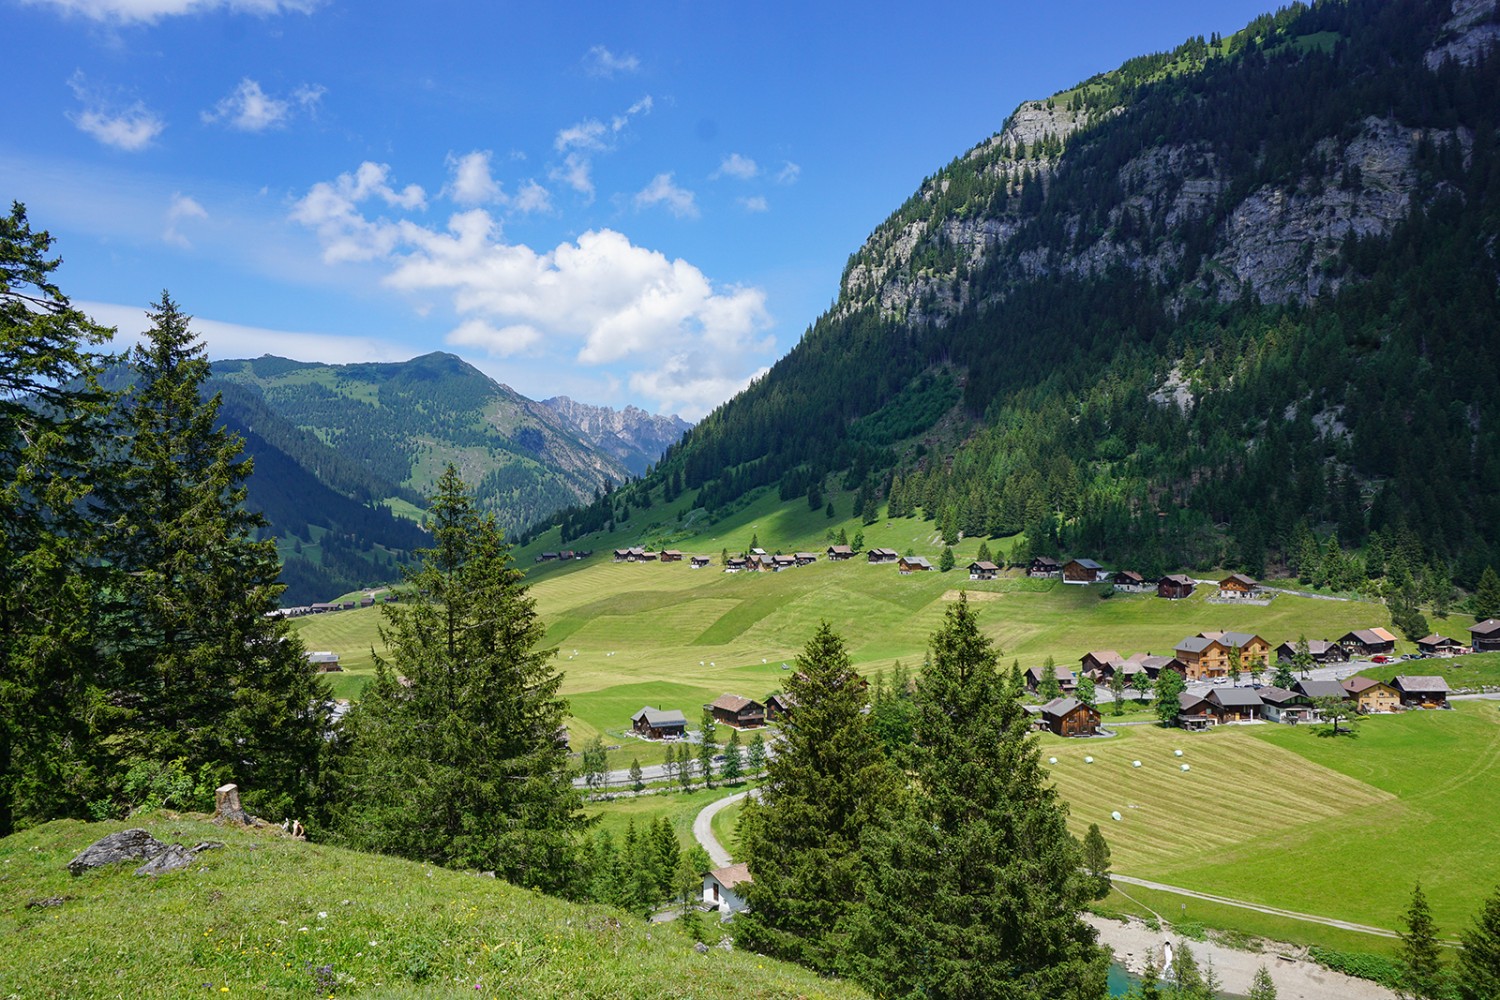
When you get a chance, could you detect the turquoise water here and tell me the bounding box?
[1107,962,1137,996]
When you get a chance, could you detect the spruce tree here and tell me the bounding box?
[581,735,608,791]
[698,709,718,787]
[1397,882,1447,1000]
[1456,883,1500,1000]
[0,203,113,835]
[1082,823,1112,900]
[95,292,328,821]
[1475,567,1500,621]
[629,757,644,792]
[747,732,767,775]
[329,466,584,895]
[855,594,1110,999]
[1040,655,1064,701]
[721,728,744,783]
[1249,964,1278,1000]
[737,621,895,974]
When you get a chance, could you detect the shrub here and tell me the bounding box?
[1307,946,1403,987]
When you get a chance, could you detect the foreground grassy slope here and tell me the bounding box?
[0,817,866,1000]
[1043,701,1500,937]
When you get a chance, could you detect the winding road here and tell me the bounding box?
[693,788,760,868]
[1110,874,1398,938]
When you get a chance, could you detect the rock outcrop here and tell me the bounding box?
[67,828,224,877]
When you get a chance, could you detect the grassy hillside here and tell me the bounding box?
[0,816,867,999]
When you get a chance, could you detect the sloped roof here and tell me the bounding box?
[1417,634,1456,646]
[1209,687,1263,707]
[1296,679,1348,700]
[1178,691,1209,710]
[1084,650,1124,664]
[969,561,1000,572]
[1342,676,1390,695]
[1221,573,1258,587]
[1469,619,1500,637]
[1067,558,1104,570]
[711,694,762,714]
[901,556,932,569]
[1393,675,1450,693]
[1160,574,1195,586]
[1344,628,1397,645]
[1175,636,1216,654]
[1257,686,1304,705]
[710,862,752,888]
[1041,697,1094,719]
[632,707,687,727]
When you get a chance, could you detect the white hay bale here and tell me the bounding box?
[1111,811,1122,821]
[1132,760,1142,768]
[1174,749,1184,757]
[1048,756,1058,764]
[1084,756,1094,763]
[1181,763,1191,772]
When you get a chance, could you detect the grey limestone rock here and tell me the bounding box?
[67,829,168,875]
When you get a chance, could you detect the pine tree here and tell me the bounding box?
[698,709,718,787]
[1249,964,1278,1000]
[737,621,895,974]
[856,595,1110,998]
[1040,655,1064,701]
[976,540,993,563]
[0,203,114,836]
[721,728,744,783]
[582,735,608,791]
[747,732,767,775]
[329,466,584,895]
[629,757,644,792]
[1108,671,1125,716]
[1475,567,1500,621]
[1077,675,1097,709]
[1397,883,1447,1000]
[95,292,328,821]
[1082,823,1112,900]
[1456,883,1500,1000]
[939,545,955,572]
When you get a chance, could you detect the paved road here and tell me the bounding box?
[693,788,759,868]
[1111,874,1398,938]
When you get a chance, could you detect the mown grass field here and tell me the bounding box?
[0,817,866,1000]
[1044,701,1500,938]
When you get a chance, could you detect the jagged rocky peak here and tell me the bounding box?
[542,396,692,475]
[1425,0,1500,69]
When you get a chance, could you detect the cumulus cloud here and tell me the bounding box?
[634,173,698,219]
[289,161,426,263]
[775,161,802,184]
[161,192,207,247]
[445,150,504,205]
[512,179,553,214]
[714,153,759,180]
[25,0,319,22]
[67,72,163,151]
[290,163,775,416]
[738,195,769,213]
[583,45,639,78]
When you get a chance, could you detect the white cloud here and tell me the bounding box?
[512,179,552,214]
[289,161,426,263]
[550,96,652,200]
[162,192,207,247]
[714,153,759,180]
[290,165,774,417]
[445,150,504,206]
[738,195,769,213]
[583,45,640,78]
[202,78,288,131]
[81,299,410,365]
[550,152,594,198]
[634,173,698,219]
[25,0,319,23]
[775,161,802,184]
[67,72,163,151]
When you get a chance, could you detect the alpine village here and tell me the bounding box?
[8,1,1500,998]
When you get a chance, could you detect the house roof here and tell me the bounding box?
[1417,634,1456,646]
[1296,680,1348,700]
[1197,631,1263,649]
[1116,570,1145,584]
[1209,687,1263,707]
[901,556,932,569]
[1344,627,1397,645]
[1393,675,1450,693]
[1031,556,1060,567]
[1175,636,1216,654]
[1258,686,1304,706]
[1178,691,1209,710]
[1026,665,1076,682]
[709,862,752,888]
[1221,573,1258,587]
[795,552,818,560]
[827,545,853,555]
[1133,655,1178,671]
[1067,558,1104,570]
[711,694,762,714]
[1084,650,1123,664]
[969,561,1000,572]
[1160,574,1195,586]
[1342,676,1390,695]
[1041,697,1094,719]
[1469,619,1500,637]
[632,707,687,727]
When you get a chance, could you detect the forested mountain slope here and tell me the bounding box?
[548,0,1500,598]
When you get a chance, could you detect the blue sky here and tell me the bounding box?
[5,0,1274,419]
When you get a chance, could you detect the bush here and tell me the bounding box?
[1307,947,1403,987]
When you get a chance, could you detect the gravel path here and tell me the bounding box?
[692,788,757,868]
[1111,875,1397,937]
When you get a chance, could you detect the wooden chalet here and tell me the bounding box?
[773,554,798,570]
[1028,556,1062,578]
[1469,619,1500,653]
[1274,639,1347,665]
[690,555,711,568]
[659,550,683,563]
[1024,665,1078,694]
[1296,679,1350,703]
[305,651,342,673]
[1157,574,1195,600]
[1257,686,1314,724]
[1177,691,1214,730]
[724,556,748,572]
[867,548,900,564]
[1127,652,1185,680]
[708,694,766,729]
[1113,570,1153,592]
[1206,687,1263,724]
[1079,650,1126,680]
[613,546,651,563]
[765,692,797,722]
[968,560,999,581]
[1339,627,1398,658]
[794,552,818,566]
[1342,676,1401,713]
[1416,634,1462,657]
[826,544,855,561]
[631,706,687,740]
[898,555,933,574]
[1391,675,1450,709]
[1039,697,1101,737]
[1173,631,1270,681]
[748,554,776,572]
[1062,558,1107,584]
[1217,573,1259,599]
[703,862,752,915]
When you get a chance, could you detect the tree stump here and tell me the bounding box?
[214,784,250,825]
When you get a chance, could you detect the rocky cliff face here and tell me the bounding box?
[835,0,1498,325]
[541,396,692,475]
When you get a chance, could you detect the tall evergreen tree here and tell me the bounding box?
[1249,964,1278,1000]
[0,203,113,835]
[1154,668,1186,727]
[721,728,744,783]
[855,594,1110,999]
[329,465,585,894]
[1456,883,1500,1000]
[94,293,327,820]
[1397,882,1447,1000]
[738,622,895,974]
[1475,567,1500,621]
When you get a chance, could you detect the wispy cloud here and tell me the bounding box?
[162,192,207,247]
[549,96,653,199]
[444,150,504,205]
[583,45,640,78]
[775,161,801,184]
[738,195,769,213]
[291,160,775,417]
[714,153,759,180]
[511,179,553,214]
[67,71,163,151]
[634,173,698,219]
[201,78,322,132]
[25,0,320,23]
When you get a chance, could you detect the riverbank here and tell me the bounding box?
[1087,914,1395,1000]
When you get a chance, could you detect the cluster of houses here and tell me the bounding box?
[534,549,593,563]
[630,691,795,741]
[271,594,391,618]
[1022,558,1263,601]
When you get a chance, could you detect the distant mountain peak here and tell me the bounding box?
[542,396,692,476]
